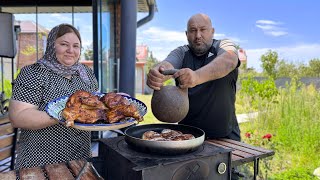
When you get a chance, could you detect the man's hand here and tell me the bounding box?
[147,66,166,90]
[173,68,200,89]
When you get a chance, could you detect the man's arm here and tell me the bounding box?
[196,49,238,84]
[174,39,239,88]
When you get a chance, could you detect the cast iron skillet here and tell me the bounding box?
[124,123,205,155]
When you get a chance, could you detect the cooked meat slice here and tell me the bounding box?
[182,134,195,140]
[142,131,167,141]
[170,134,195,141]
[161,129,183,139]
[142,131,158,140]
[142,129,195,141]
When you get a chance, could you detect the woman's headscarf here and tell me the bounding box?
[37,24,90,84]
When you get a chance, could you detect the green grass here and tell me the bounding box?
[239,84,320,179]
[135,83,320,179]
[135,94,161,124]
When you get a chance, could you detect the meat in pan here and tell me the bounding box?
[142,129,195,141]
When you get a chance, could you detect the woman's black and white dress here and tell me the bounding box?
[12,63,98,169]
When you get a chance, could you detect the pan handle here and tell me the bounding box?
[111,129,125,135]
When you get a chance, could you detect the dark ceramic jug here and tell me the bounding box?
[151,69,189,123]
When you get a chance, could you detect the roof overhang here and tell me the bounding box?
[0,0,157,13]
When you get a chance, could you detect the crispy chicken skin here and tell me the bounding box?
[100,92,143,123]
[62,90,107,126]
[66,90,106,109]
[62,107,105,126]
[62,90,142,126]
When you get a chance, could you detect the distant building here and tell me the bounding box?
[136,45,148,94]
[15,20,49,69]
[238,48,247,63]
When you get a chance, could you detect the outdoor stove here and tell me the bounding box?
[97,136,232,180]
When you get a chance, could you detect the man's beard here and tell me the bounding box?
[189,40,212,56]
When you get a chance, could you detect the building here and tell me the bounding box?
[238,48,247,63]
[15,20,49,68]
[136,45,148,94]
[0,0,157,97]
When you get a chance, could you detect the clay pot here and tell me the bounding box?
[151,69,189,123]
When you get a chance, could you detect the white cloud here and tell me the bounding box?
[266,31,288,37]
[137,26,245,61]
[137,27,320,72]
[256,20,281,25]
[256,19,288,37]
[138,27,187,43]
[50,14,73,23]
[256,24,277,31]
[246,43,320,72]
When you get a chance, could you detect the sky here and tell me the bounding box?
[15,0,320,72]
[137,0,320,71]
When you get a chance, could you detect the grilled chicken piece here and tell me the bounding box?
[62,107,105,126]
[62,90,106,126]
[100,93,143,123]
[66,90,91,108]
[66,90,106,109]
[62,91,143,126]
[100,92,130,108]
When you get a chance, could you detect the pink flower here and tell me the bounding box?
[245,132,251,138]
[262,133,272,140]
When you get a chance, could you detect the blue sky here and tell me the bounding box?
[15,0,320,72]
[137,0,320,71]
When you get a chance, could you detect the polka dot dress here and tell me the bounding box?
[12,63,98,169]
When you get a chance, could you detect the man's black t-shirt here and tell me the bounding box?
[178,42,241,141]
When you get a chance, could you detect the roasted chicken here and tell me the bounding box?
[100,92,142,123]
[61,90,143,126]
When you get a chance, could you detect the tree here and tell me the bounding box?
[146,51,157,72]
[308,58,320,77]
[276,60,298,77]
[260,50,279,79]
[83,44,93,61]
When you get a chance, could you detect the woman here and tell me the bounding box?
[9,24,98,169]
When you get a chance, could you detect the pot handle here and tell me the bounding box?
[161,69,179,75]
[161,69,181,87]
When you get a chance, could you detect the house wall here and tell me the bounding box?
[17,33,45,69]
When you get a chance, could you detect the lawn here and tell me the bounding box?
[135,94,161,124]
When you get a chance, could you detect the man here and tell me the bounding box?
[147,13,241,141]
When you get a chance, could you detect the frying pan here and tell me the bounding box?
[124,123,205,155]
